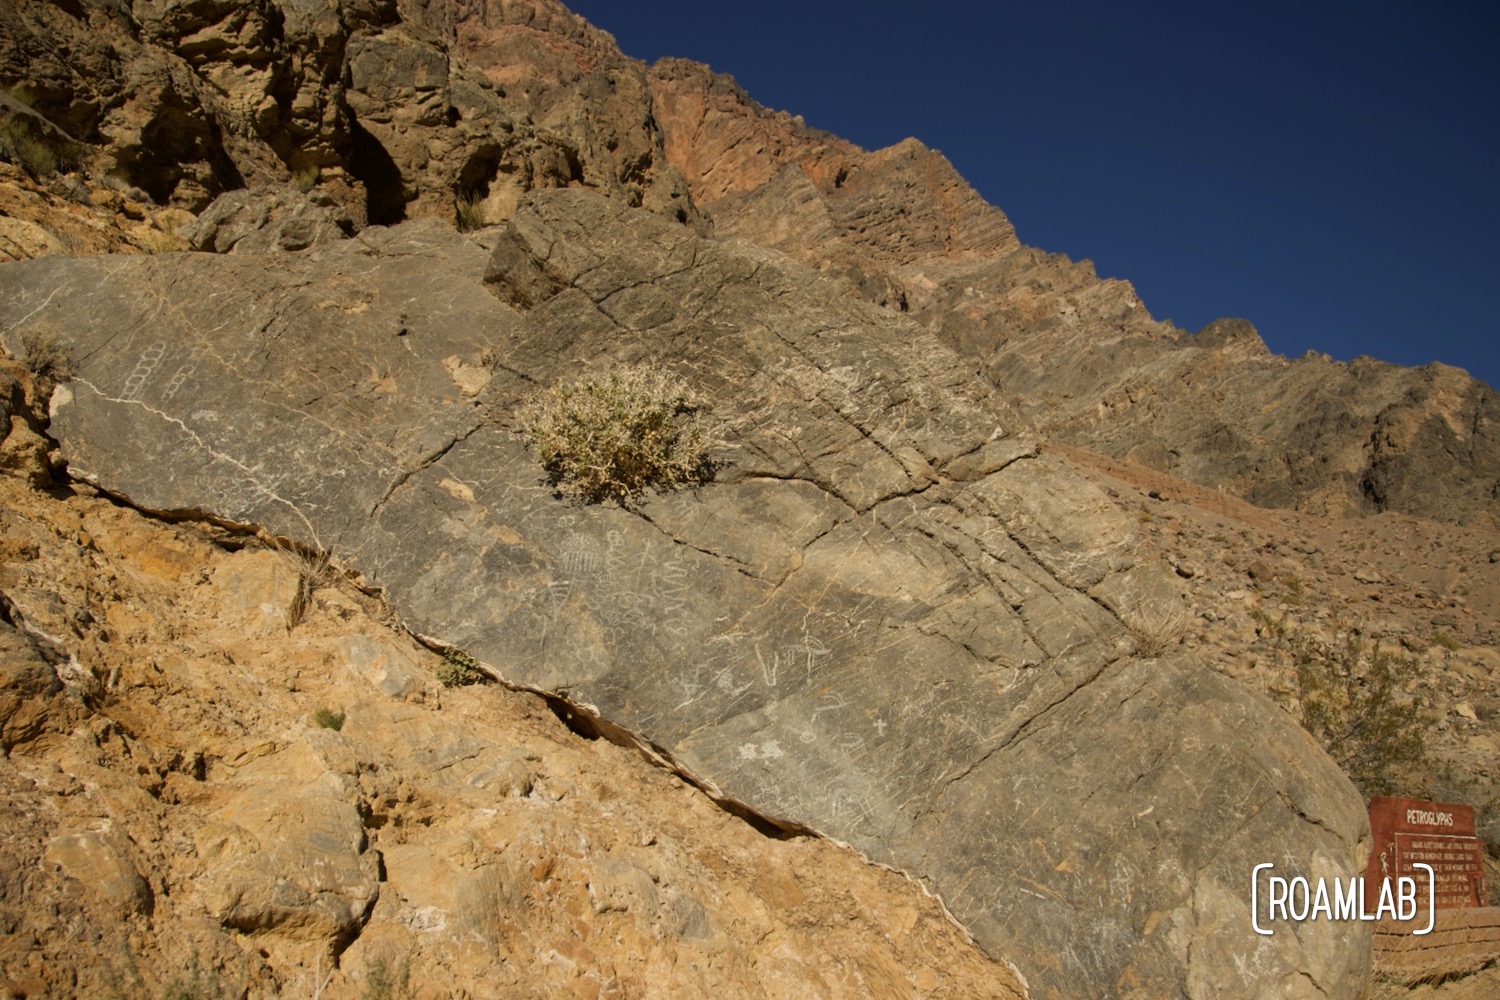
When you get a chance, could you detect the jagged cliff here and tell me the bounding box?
[1,2,1496,999]
[640,57,1500,529]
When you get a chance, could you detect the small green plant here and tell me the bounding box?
[361,955,411,1000]
[437,648,484,687]
[1261,614,1429,796]
[291,163,320,192]
[455,193,485,232]
[0,108,77,178]
[16,326,75,387]
[105,944,237,1000]
[519,364,714,505]
[1431,628,1460,651]
[1136,502,1154,523]
[312,707,345,731]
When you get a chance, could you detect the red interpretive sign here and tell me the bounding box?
[1366,796,1488,909]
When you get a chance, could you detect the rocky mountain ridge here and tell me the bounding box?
[639,54,1500,529]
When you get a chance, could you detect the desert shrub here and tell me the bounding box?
[269,541,337,629]
[362,955,411,1000]
[10,132,56,175]
[0,111,76,178]
[291,164,320,192]
[16,326,75,386]
[105,945,238,1000]
[519,365,713,505]
[436,648,484,687]
[1261,614,1429,795]
[1129,620,1182,657]
[455,193,485,232]
[312,707,345,731]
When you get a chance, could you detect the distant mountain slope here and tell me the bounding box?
[643,58,1500,528]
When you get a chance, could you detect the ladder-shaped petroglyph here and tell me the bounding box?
[121,342,167,401]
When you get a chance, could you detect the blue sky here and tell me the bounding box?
[566,1,1500,388]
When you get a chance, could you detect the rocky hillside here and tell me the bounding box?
[0,359,1025,998]
[1054,444,1500,843]
[0,2,1496,999]
[1,182,1376,999]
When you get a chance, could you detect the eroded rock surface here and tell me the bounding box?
[0,188,1371,998]
[189,183,356,254]
[963,316,1500,528]
[0,0,695,228]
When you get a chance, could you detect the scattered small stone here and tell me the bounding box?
[1454,703,1479,722]
[1353,567,1384,584]
[1148,489,1163,500]
[1246,560,1273,581]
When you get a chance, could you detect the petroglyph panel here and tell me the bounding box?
[121,341,167,401]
